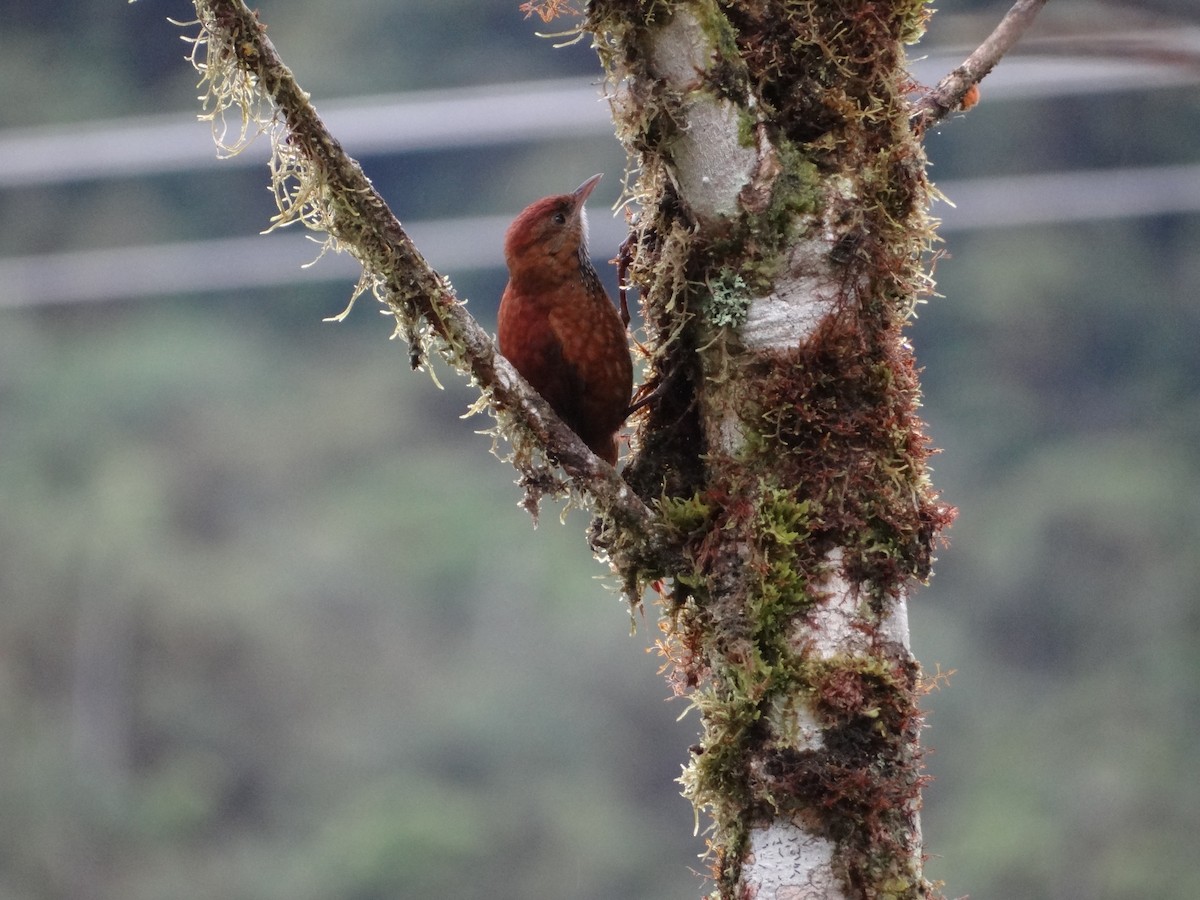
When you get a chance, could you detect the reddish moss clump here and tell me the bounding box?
[734,314,953,597]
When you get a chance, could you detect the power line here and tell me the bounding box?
[2,164,1197,308]
[0,79,610,189]
[1,45,1197,188]
[935,163,1200,229]
[2,38,1198,308]
[0,216,507,308]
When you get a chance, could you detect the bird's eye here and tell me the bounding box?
[552,212,567,225]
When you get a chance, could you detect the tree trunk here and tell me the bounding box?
[588,2,954,896]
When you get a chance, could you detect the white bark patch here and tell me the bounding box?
[646,6,712,83]
[648,10,759,227]
[765,694,825,751]
[804,549,864,659]
[740,228,845,351]
[799,548,913,658]
[743,822,847,900]
[741,175,864,351]
[671,99,758,225]
[879,585,911,648]
[740,272,837,350]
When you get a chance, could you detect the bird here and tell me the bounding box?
[498,174,633,466]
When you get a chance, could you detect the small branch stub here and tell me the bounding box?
[912,0,1048,133]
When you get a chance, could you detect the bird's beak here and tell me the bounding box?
[572,173,603,209]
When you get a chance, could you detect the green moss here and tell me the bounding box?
[735,107,757,148]
[897,0,933,45]
[746,485,819,641]
[758,137,822,231]
[659,489,716,536]
[691,0,753,104]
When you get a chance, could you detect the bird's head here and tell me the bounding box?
[503,174,602,283]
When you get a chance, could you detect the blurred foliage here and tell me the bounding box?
[0,297,700,900]
[1,1,1199,899]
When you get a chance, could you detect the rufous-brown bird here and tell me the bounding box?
[498,174,633,465]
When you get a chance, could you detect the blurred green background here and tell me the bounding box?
[1,2,1198,898]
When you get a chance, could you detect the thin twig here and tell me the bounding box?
[912,0,1049,134]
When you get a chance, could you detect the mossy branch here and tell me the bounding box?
[911,0,1049,133]
[181,0,668,568]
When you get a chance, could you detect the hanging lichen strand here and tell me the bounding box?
[589,1,954,897]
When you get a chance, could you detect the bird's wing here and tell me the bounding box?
[542,307,590,427]
[502,309,582,433]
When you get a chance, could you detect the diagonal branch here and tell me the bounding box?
[187,0,667,564]
[911,0,1049,134]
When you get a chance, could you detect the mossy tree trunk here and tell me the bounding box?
[588,1,953,896]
